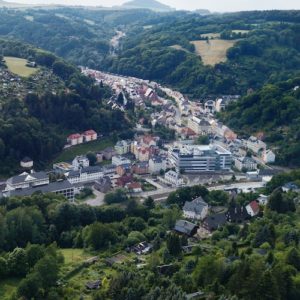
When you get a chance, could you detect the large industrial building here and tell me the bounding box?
[169,144,232,173]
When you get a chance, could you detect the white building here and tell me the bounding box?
[67,166,104,184]
[67,133,83,146]
[72,156,90,171]
[20,157,33,169]
[262,149,275,164]
[234,156,258,171]
[115,140,131,155]
[245,201,260,217]
[182,197,209,220]
[83,130,97,142]
[112,155,131,166]
[148,156,167,174]
[163,170,184,187]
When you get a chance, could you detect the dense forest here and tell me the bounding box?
[220,77,300,166]
[0,171,300,299]
[0,40,131,175]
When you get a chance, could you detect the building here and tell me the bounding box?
[149,156,167,174]
[3,180,75,202]
[226,204,249,223]
[102,147,116,160]
[257,194,268,205]
[163,170,184,187]
[215,98,226,112]
[174,220,198,236]
[282,182,300,193]
[116,175,134,187]
[116,163,131,176]
[246,200,260,217]
[234,156,257,171]
[182,197,209,220]
[53,162,73,174]
[126,182,143,193]
[94,176,112,193]
[67,133,83,146]
[5,171,49,191]
[170,144,232,173]
[115,140,131,155]
[72,156,89,171]
[203,213,227,232]
[262,149,276,164]
[67,166,103,184]
[187,117,211,135]
[112,155,131,166]
[244,136,266,155]
[132,161,149,175]
[83,130,97,142]
[204,100,215,113]
[20,157,33,169]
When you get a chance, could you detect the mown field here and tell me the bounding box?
[4,56,38,77]
[191,39,237,65]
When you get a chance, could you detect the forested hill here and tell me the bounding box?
[0,40,131,175]
[103,10,300,97]
[220,77,300,166]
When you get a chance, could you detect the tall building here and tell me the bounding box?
[169,144,232,173]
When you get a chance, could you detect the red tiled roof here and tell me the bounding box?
[84,130,97,136]
[127,182,142,189]
[68,133,81,139]
[249,201,260,214]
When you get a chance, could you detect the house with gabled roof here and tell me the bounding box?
[183,196,209,220]
[246,200,260,217]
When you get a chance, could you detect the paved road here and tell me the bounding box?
[84,188,105,207]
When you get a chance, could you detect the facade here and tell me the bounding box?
[67,133,83,146]
[126,182,143,193]
[20,157,33,169]
[67,166,103,184]
[149,156,167,174]
[163,170,184,187]
[53,162,73,174]
[262,149,276,163]
[5,171,49,191]
[170,145,232,173]
[182,197,209,220]
[116,163,131,176]
[83,130,97,142]
[174,220,198,236]
[72,156,90,171]
[234,156,257,171]
[244,136,266,154]
[115,140,131,155]
[3,180,75,202]
[187,117,211,135]
[94,176,112,193]
[132,162,149,175]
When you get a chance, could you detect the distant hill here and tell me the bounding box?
[120,0,175,12]
[194,9,211,15]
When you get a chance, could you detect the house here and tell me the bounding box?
[128,241,153,255]
[204,100,215,113]
[203,213,227,232]
[246,200,260,217]
[67,166,103,184]
[83,130,97,142]
[102,147,116,160]
[116,175,134,187]
[116,163,131,176]
[86,280,101,290]
[262,149,276,164]
[67,133,83,146]
[115,140,131,155]
[112,155,131,166]
[174,220,198,236]
[234,156,257,171]
[126,182,142,193]
[72,155,89,171]
[149,156,167,174]
[282,182,300,193]
[257,194,268,205]
[226,204,250,223]
[244,136,266,155]
[132,161,149,175]
[96,152,104,163]
[5,171,49,191]
[103,164,117,178]
[163,170,184,187]
[182,197,209,220]
[20,157,33,169]
[94,176,112,193]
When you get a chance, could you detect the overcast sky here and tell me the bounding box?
[8,0,300,12]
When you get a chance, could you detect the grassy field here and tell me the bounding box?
[191,39,237,66]
[0,278,20,300]
[4,56,38,77]
[52,138,114,163]
[62,248,93,265]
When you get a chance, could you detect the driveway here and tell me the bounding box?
[84,188,105,207]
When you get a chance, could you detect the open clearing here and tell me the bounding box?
[191,39,237,66]
[61,248,93,265]
[170,44,190,53]
[4,56,38,77]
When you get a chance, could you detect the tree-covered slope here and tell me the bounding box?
[220,77,300,166]
[0,39,131,175]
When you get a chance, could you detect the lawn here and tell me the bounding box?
[191,39,237,66]
[0,278,20,300]
[52,138,114,163]
[4,56,38,77]
[61,248,93,265]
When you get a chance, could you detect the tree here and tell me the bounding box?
[166,233,182,256]
[35,255,60,288]
[104,189,127,205]
[286,247,300,271]
[144,197,155,209]
[25,244,45,268]
[7,248,29,277]
[86,152,97,166]
[0,257,7,278]
[196,135,210,145]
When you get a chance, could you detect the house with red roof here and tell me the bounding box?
[246,200,260,217]
[83,130,97,142]
[67,133,83,146]
[126,182,142,193]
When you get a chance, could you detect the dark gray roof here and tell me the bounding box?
[4,180,73,197]
[7,171,48,185]
[204,213,227,231]
[174,220,198,235]
[183,197,208,215]
[68,166,103,178]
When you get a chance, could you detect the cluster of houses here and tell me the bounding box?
[67,129,98,146]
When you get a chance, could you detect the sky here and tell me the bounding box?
[7,0,300,12]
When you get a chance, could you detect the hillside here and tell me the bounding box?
[220,77,300,166]
[120,0,175,12]
[0,39,131,175]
